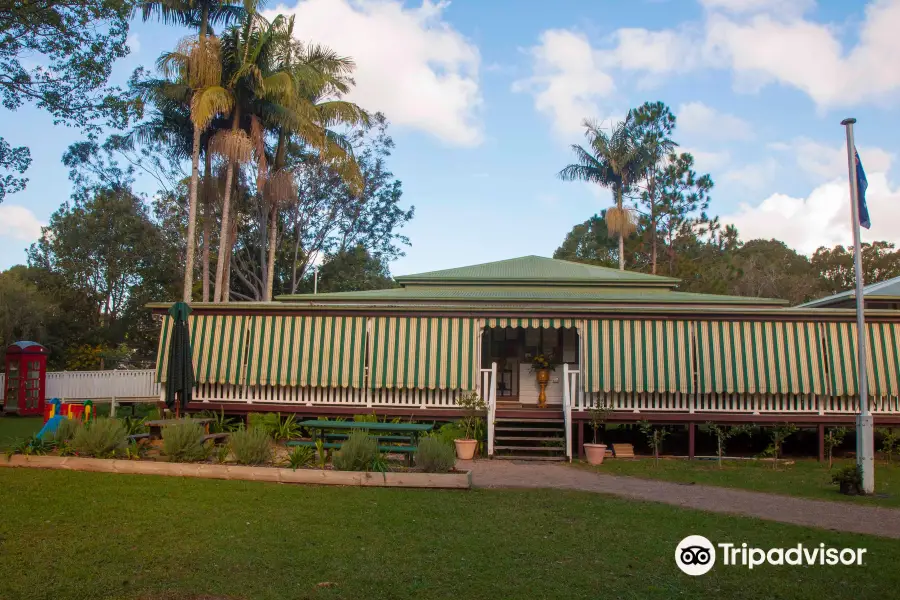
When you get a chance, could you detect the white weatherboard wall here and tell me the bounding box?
[45,370,159,401]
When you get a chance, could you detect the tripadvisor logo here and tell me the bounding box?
[675,535,867,576]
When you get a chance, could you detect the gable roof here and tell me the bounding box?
[798,275,900,308]
[395,255,679,287]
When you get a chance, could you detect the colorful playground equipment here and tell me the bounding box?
[37,398,95,439]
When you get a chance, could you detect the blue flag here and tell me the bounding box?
[855,149,870,229]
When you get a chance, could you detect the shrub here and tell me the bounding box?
[52,418,82,443]
[831,464,864,495]
[416,437,456,473]
[71,418,127,458]
[247,412,300,441]
[162,422,209,462]
[229,427,272,465]
[434,422,465,445]
[285,445,315,470]
[333,431,379,471]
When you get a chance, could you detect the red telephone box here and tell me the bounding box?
[3,341,48,416]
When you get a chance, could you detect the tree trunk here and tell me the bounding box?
[183,125,202,302]
[214,163,235,302]
[201,145,212,302]
[224,217,237,303]
[265,205,278,301]
[213,108,241,302]
[617,185,625,271]
[649,174,657,275]
[264,130,288,302]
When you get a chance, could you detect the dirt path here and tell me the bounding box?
[458,459,900,539]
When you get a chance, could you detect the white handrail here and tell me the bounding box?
[484,362,497,457]
[562,364,574,462]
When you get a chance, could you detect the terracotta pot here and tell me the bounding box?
[454,439,477,460]
[584,443,607,465]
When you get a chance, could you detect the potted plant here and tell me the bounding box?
[454,390,486,460]
[529,353,558,408]
[584,398,612,465]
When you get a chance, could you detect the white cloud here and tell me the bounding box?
[127,33,141,54]
[721,158,779,190]
[680,147,732,172]
[723,171,900,253]
[704,0,900,108]
[677,101,754,141]
[769,138,894,180]
[0,205,44,242]
[511,29,616,136]
[267,0,482,146]
[521,0,900,119]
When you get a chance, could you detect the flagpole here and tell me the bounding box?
[841,117,875,494]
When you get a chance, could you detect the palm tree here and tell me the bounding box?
[559,119,642,270]
[257,18,368,301]
[210,5,286,302]
[140,1,246,302]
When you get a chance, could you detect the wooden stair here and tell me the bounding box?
[492,417,566,461]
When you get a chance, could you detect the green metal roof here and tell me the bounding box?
[798,275,900,308]
[277,285,787,306]
[394,255,680,287]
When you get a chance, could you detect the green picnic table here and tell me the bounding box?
[290,420,433,464]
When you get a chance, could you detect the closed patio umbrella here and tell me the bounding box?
[164,301,194,417]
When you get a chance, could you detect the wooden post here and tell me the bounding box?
[110,396,117,418]
[688,422,696,460]
[577,419,584,459]
[818,423,825,462]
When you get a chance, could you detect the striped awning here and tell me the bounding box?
[244,315,367,388]
[482,318,576,328]
[824,322,900,397]
[697,321,826,395]
[369,317,478,390]
[582,320,693,394]
[156,314,248,385]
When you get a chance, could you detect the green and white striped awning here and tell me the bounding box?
[582,320,693,393]
[482,318,576,328]
[696,321,826,395]
[156,314,248,385]
[824,322,900,397]
[369,317,478,390]
[244,315,367,388]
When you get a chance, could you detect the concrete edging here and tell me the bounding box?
[0,455,472,489]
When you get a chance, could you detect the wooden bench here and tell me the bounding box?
[126,433,150,443]
[323,433,414,443]
[201,433,229,446]
[286,440,417,454]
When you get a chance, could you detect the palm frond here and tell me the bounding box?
[210,129,252,163]
[191,85,234,129]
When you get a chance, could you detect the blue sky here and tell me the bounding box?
[2,0,900,277]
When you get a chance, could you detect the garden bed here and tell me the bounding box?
[1,454,472,488]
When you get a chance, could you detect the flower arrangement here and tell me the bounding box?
[530,353,557,372]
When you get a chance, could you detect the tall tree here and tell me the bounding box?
[0,0,137,200]
[811,242,900,296]
[655,152,714,276]
[559,120,642,270]
[312,245,395,294]
[627,102,677,274]
[142,0,246,302]
[552,213,618,268]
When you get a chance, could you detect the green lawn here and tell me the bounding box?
[0,469,898,599]
[0,416,42,449]
[588,457,900,508]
